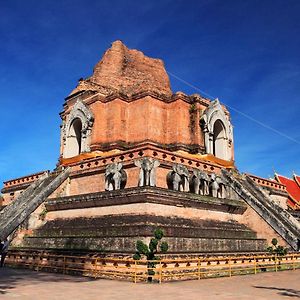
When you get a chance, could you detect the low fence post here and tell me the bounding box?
[94,258,98,279]
[37,253,42,272]
[229,259,232,277]
[159,261,162,284]
[254,258,257,274]
[275,255,278,272]
[63,256,66,274]
[292,254,295,271]
[134,260,137,283]
[36,254,39,272]
[198,258,201,280]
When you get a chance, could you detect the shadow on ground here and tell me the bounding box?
[254,286,300,298]
[0,267,95,295]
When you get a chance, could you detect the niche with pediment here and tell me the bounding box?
[200,99,233,161]
[61,100,94,158]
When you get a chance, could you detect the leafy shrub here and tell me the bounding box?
[133,228,169,281]
[267,238,288,256]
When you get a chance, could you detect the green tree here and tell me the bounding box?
[133,228,169,282]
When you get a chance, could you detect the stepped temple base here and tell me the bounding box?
[14,187,267,254]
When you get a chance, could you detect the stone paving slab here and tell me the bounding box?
[0,267,299,299]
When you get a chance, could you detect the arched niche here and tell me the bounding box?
[200,99,233,161]
[213,119,227,159]
[61,100,94,158]
[65,118,82,157]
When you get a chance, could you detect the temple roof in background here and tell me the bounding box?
[276,173,300,210]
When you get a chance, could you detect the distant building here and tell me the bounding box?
[275,174,300,210]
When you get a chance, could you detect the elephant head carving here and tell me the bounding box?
[105,162,127,191]
[190,169,210,195]
[167,164,189,192]
[210,173,227,198]
[134,158,160,187]
[215,175,227,198]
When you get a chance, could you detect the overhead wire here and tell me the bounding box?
[167,70,300,145]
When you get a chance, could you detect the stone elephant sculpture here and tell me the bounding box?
[210,173,227,198]
[167,164,189,192]
[215,175,227,198]
[134,158,160,187]
[105,162,127,191]
[190,169,210,195]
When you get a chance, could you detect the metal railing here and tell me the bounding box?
[6,250,300,283]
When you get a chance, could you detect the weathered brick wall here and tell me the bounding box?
[83,96,206,152]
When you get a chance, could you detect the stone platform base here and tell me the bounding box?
[12,187,267,254]
[22,214,266,253]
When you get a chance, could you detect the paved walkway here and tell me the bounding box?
[0,267,299,299]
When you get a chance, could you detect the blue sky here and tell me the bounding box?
[0,0,300,185]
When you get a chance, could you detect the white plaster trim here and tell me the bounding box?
[62,100,94,158]
[200,99,233,160]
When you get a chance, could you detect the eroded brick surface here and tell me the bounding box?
[70,40,172,97]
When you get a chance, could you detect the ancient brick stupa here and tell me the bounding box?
[60,40,234,162]
[2,40,299,255]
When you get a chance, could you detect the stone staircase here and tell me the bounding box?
[291,211,300,223]
[0,168,70,241]
[222,169,300,250]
